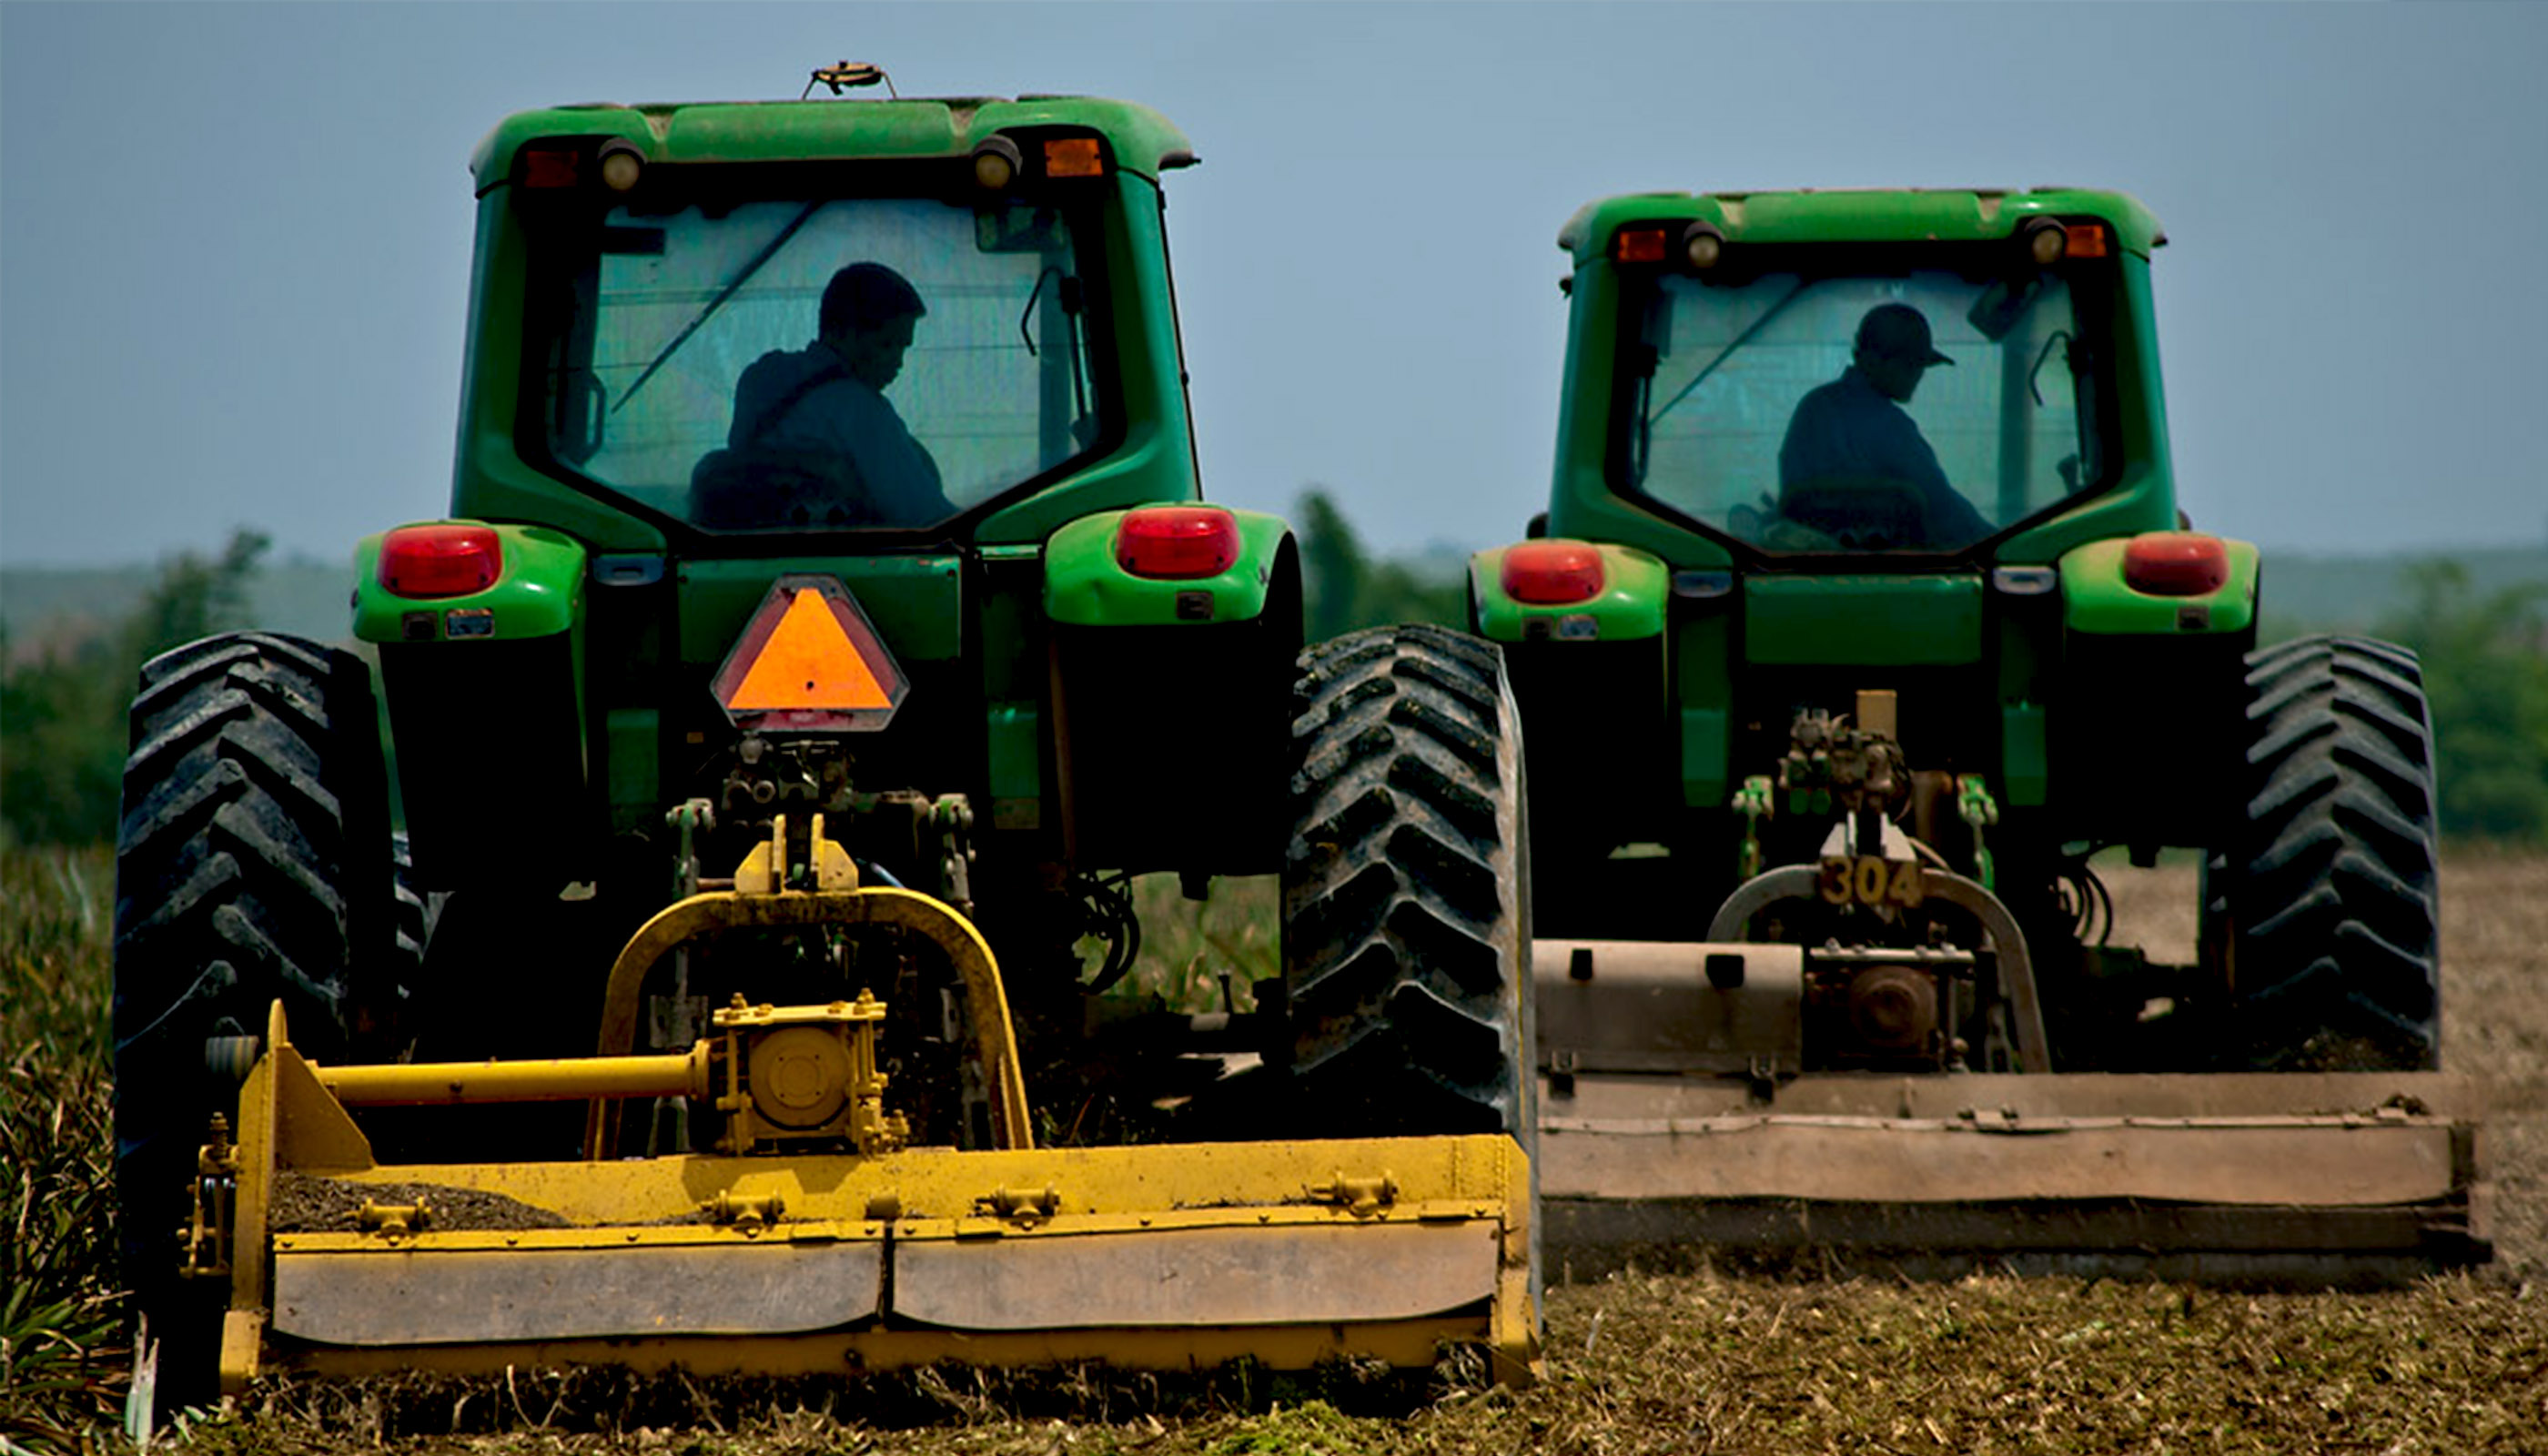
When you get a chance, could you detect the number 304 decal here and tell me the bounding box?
[1817,854,1926,908]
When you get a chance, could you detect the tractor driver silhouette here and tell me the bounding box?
[693,262,956,529]
[1776,303,1989,549]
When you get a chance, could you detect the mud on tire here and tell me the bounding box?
[2207,634,2441,1070]
[111,632,406,1402]
[1280,623,1532,1136]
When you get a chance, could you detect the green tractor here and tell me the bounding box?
[1477,189,2482,1276]
[112,73,1538,1413]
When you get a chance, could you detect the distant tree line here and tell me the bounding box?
[2,515,2542,848]
[2371,562,2548,844]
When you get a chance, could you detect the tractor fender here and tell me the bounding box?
[2057,533,2260,637]
[1041,506,1293,627]
[1468,540,1669,643]
[353,521,588,643]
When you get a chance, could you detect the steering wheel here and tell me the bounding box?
[1777,478,1938,551]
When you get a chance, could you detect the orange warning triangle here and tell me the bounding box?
[727,589,892,711]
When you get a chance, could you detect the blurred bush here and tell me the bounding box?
[2376,560,2548,844]
[1296,489,1465,642]
[1,530,268,849]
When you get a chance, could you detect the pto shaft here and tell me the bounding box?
[316,1046,713,1106]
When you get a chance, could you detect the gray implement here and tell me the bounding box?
[1533,938,2487,1284]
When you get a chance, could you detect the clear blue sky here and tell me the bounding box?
[4,2,2543,568]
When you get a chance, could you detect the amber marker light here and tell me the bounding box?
[1614,228,1669,264]
[1043,137,1105,177]
[2065,223,2110,258]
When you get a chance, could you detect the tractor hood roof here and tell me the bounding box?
[1557,188,2164,263]
[470,95,1196,193]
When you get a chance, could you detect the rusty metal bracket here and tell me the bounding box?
[180,1115,239,1279]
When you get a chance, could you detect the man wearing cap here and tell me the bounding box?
[1777,303,1989,547]
[722,261,955,526]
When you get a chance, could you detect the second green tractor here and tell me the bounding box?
[1473,188,2482,1276]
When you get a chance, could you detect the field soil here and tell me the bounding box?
[5,851,2544,1455]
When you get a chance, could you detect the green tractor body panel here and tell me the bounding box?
[1741,574,1984,665]
[371,91,1295,890]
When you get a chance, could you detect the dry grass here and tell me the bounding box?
[0,847,127,1453]
[152,1278,2548,1455]
[7,849,2546,1455]
[1097,875,1279,1016]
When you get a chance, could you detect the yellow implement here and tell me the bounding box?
[191,824,1539,1391]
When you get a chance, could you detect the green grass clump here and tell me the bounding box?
[0,846,128,1452]
[1093,874,1279,1014]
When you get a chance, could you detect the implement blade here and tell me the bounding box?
[1540,1070,2488,1282]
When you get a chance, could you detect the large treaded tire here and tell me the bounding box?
[2208,634,2442,1070]
[1280,623,1532,1137]
[111,632,401,1410]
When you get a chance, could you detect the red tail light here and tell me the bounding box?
[1502,541,1606,605]
[1116,506,1240,580]
[2121,531,2229,597]
[379,524,502,599]
[519,147,583,188]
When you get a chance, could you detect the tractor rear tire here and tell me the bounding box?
[2207,635,2442,1070]
[1280,623,1532,1137]
[110,632,402,1414]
